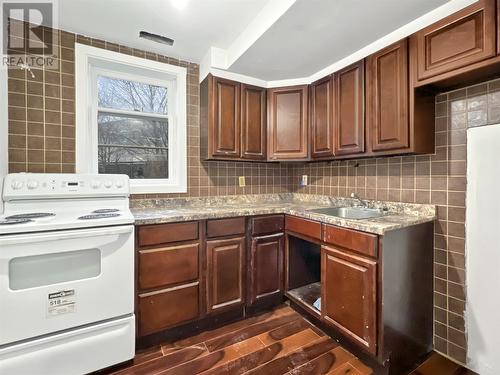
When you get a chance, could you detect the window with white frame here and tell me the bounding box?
[75,44,187,193]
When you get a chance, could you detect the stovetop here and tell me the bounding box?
[0,173,134,235]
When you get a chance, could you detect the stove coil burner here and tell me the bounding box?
[78,213,121,220]
[0,218,33,225]
[5,212,55,220]
[92,209,120,214]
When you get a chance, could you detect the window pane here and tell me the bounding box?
[97,76,168,115]
[98,114,168,179]
[98,146,168,179]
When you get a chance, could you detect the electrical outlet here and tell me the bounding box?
[300,175,308,186]
[238,176,246,187]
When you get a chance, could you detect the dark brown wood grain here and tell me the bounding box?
[206,236,246,314]
[321,246,377,355]
[267,85,309,160]
[212,76,241,158]
[412,0,496,81]
[138,283,200,336]
[244,336,338,375]
[241,83,267,160]
[249,232,284,304]
[366,39,410,153]
[251,214,284,236]
[310,75,335,159]
[322,224,378,258]
[138,243,199,290]
[334,61,365,156]
[285,215,322,240]
[138,221,199,247]
[206,217,246,238]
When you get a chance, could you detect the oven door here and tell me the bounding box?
[0,225,134,346]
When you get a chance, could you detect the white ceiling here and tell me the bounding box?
[58,0,271,62]
[228,0,451,80]
[57,0,477,83]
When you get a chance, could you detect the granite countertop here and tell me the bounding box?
[130,193,436,235]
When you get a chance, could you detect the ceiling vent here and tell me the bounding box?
[139,31,174,46]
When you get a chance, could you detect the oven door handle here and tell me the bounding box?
[0,225,134,245]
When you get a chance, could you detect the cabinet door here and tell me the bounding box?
[212,76,241,158]
[310,76,334,159]
[241,84,266,160]
[367,39,409,152]
[334,61,365,155]
[321,246,377,354]
[207,237,245,313]
[267,85,309,160]
[249,233,284,305]
[413,0,496,81]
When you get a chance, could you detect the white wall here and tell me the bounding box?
[466,124,500,375]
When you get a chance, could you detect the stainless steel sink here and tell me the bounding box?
[307,207,385,220]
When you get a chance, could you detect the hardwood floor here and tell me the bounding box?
[97,305,475,375]
[408,353,478,375]
[101,305,372,375]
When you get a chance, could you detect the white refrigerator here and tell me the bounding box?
[466,123,500,375]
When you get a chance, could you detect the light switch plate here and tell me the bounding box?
[239,176,246,187]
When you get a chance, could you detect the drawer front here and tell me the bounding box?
[206,217,246,238]
[138,283,199,336]
[138,221,199,247]
[139,243,199,290]
[323,224,378,258]
[251,215,284,236]
[285,216,322,240]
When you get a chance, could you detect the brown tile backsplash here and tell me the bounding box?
[8,21,500,366]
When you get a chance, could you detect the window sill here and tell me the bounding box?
[130,180,187,194]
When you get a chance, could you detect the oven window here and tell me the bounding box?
[9,249,101,290]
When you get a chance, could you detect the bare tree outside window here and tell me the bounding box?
[97,76,169,179]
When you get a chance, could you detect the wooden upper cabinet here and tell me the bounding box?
[241,84,267,160]
[310,76,334,159]
[334,61,365,156]
[212,76,241,158]
[267,85,309,160]
[321,246,377,354]
[367,39,410,152]
[412,0,496,81]
[207,237,245,313]
[200,75,241,160]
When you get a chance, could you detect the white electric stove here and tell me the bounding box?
[0,173,135,375]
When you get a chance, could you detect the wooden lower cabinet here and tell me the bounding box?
[321,245,377,354]
[138,283,200,336]
[248,232,284,304]
[207,236,246,313]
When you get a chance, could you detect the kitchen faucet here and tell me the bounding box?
[351,192,368,208]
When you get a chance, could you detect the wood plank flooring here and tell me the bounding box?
[97,305,476,375]
[101,305,372,375]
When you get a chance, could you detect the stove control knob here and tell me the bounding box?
[115,180,124,188]
[104,180,113,188]
[91,180,101,189]
[27,180,39,190]
[11,180,24,190]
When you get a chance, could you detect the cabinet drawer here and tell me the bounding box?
[285,216,321,240]
[138,221,199,247]
[323,224,378,258]
[206,217,246,238]
[251,215,284,236]
[139,243,199,290]
[138,283,199,336]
